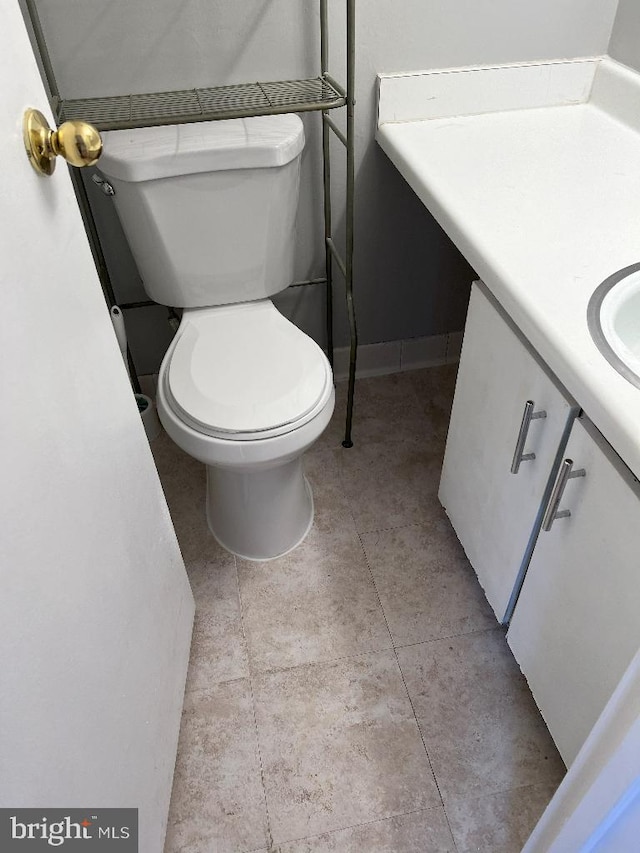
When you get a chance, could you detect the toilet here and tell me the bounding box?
[99,115,335,560]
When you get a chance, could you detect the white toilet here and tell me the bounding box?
[99,115,335,560]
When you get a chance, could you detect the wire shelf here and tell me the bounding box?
[58,76,346,130]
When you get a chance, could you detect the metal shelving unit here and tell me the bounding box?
[58,77,347,128]
[24,0,357,446]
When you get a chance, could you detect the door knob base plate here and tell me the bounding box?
[23,108,102,176]
[23,108,56,176]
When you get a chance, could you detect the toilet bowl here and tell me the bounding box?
[98,114,333,559]
[156,300,335,560]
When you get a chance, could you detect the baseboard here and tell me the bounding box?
[332,331,462,382]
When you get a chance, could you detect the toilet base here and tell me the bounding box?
[205,457,314,560]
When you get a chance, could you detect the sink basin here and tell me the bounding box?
[588,262,640,390]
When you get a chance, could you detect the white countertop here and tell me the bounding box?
[376,57,640,479]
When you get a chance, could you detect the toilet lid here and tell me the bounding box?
[165,301,332,438]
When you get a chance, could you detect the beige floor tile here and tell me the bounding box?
[361,517,495,646]
[237,527,391,673]
[407,364,459,424]
[445,782,559,853]
[278,807,456,852]
[253,652,441,845]
[397,630,565,802]
[164,679,269,853]
[339,371,447,533]
[344,372,442,446]
[302,448,357,535]
[184,554,248,690]
[236,450,391,673]
[317,367,456,455]
[339,439,444,533]
[154,364,563,851]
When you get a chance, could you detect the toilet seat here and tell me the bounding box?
[163,300,333,440]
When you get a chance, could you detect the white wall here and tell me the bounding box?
[26,0,619,371]
[608,0,640,73]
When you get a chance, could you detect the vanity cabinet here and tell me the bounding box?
[439,282,578,622]
[507,415,640,766]
[441,280,640,766]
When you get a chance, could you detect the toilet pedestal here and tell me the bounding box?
[206,457,314,560]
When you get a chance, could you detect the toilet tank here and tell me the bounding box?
[98,115,305,308]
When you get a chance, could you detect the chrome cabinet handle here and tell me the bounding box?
[510,400,547,474]
[542,458,586,531]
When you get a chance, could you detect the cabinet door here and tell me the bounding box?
[439,282,577,621]
[508,416,640,766]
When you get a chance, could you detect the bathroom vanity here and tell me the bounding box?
[376,56,640,766]
[441,280,640,766]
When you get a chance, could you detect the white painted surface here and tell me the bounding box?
[608,0,640,74]
[31,0,319,100]
[590,56,640,132]
[508,416,640,765]
[0,4,194,849]
[524,644,640,852]
[29,0,617,100]
[377,58,598,125]
[439,284,576,622]
[376,57,640,480]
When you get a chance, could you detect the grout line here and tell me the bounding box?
[181,555,253,695]
[356,531,395,651]
[355,529,460,851]
[353,499,450,539]
[393,658,459,851]
[245,643,397,680]
[438,778,565,851]
[440,776,565,809]
[269,804,451,850]
[183,674,250,697]
[356,517,442,540]
[393,624,505,653]
[234,553,275,852]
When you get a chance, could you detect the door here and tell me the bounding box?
[0,4,194,851]
[507,415,640,766]
[439,282,578,622]
[523,644,640,853]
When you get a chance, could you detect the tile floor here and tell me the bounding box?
[153,365,566,853]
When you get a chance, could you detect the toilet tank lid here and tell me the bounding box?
[99,114,305,182]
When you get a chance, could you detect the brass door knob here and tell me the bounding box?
[23,108,103,176]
